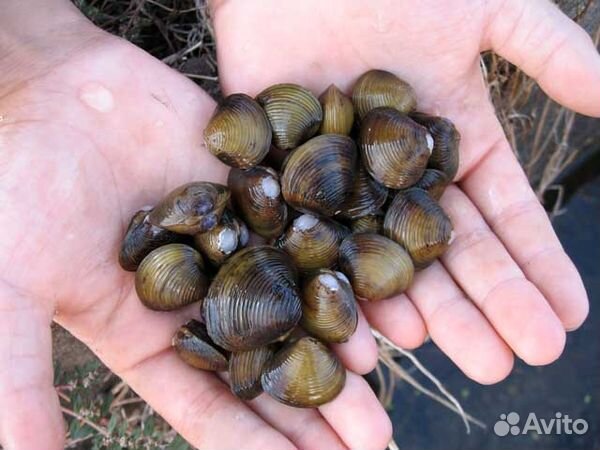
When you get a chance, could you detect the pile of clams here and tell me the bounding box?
[119,69,459,408]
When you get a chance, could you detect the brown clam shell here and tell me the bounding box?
[318,84,354,136]
[229,346,275,400]
[193,210,249,267]
[350,213,384,234]
[337,164,388,219]
[412,169,449,201]
[352,69,417,119]
[172,320,228,371]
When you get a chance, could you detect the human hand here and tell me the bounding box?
[211,0,598,395]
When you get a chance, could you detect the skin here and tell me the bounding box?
[0,0,599,449]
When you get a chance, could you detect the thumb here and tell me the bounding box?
[485,0,600,117]
[0,286,64,450]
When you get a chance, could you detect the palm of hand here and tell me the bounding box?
[2,1,599,449]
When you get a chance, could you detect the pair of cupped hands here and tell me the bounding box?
[0,0,598,449]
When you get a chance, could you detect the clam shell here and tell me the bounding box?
[352,69,417,119]
[172,320,228,371]
[193,210,249,266]
[412,169,449,201]
[229,346,274,400]
[281,134,357,216]
[203,246,302,351]
[318,84,354,136]
[301,270,358,343]
[359,107,430,189]
[410,112,460,180]
[204,93,272,169]
[228,166,288,239]
[148,182,230,234]
[338,233,414,301]
[261,337,345,407]
[384,188,453,269]
[337,164,387,219]
[275,214,350,273]
[256,83,322,150]
[135,244,209,311]
[350,213,384,234]
[118,208,181,271]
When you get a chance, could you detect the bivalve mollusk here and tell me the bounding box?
[318,84,354,136]
[193,210,249,266]
[229,346,275,400]
[352,69,417,119]
[172,320,229,371]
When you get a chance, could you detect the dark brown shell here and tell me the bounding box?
[359,108,430,189]
[135,244,209,311]
[338,233,414,301]
[203,246,302,351]
[337,165,388,219]
[228,166,288,239]
[204,94,271,169]
[275,214,350,273]
[350,213,384,234]
[318,84,354,136]
[410,112,460,180]
[412,169,449,201]
[256,83,323,150]
[193,210,249,266]
[261,337,345,407]
[352,69,417,119]
[148,182,229,234]
[281,134,357,216]
[172,320,228,371]
[118,208,181,271]
[301,270,358,343]
[384,189,453,269]
[229,346,274,400]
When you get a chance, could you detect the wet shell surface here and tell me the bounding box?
[228,166,288,239]
[384,188,453,269]
[204,93,272,169]
[281,134,357,216]
[118,208,181,271]
[338,233,414,301]
[301,270,358,343]
[410,112,460,180]
[275,214,349,273]
[203,246,302,351]
[350,213,384,234]
[135,244,209,311]
[352,69,417,119]
[337,165,388,219]
[359,107,431,189]
[318,84,354,136]
[256,83,323,150]
[261,336,346,407]
[229,346,275,400]
[193,210,249,266]
[412,168,449,201]
[172,320,229,371]
[148,182,230,234]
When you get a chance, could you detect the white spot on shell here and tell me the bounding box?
[448,230,456,245]
[426,133,434,153]
[319,273,339,292]
[238,223,250,246]
[218,228,238,254]
[293,214,318,232]
[261,176,280,199]
[79,82,114,113]
[335,271,350,285]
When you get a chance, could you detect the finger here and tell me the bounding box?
[440,185,566,365]
[332,305,378,375]
[361,294,428,350]
[320,372,393,450]
[407,262,514,384]
[486,0,600,117]
[461,141,589,331]
[0,288,64,450]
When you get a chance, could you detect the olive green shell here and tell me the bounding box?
[410,112,460,180]
[135,244,208,311]
[338,233,414,301]
[256,83,323,150]
[148,182,230,234]
[337,165,388,219]
[275,214,350,273]
[350,213,384,234]
[352,69,417,119]
[193,210,249,266]
[118,208,181,271]
[301,270,358,343]
[261,337,345,408]
[318,84,354,136]
[172,320,229,371]
[281,134,357,216]
[203,246,302,351]
[204,93,272,169]
[228,166,288,239]
[359,108,430,189]
[412,169,449,201]
[229,346,275,400]
[384,189,453,269]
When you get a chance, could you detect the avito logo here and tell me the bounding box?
[494,412,588,437]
